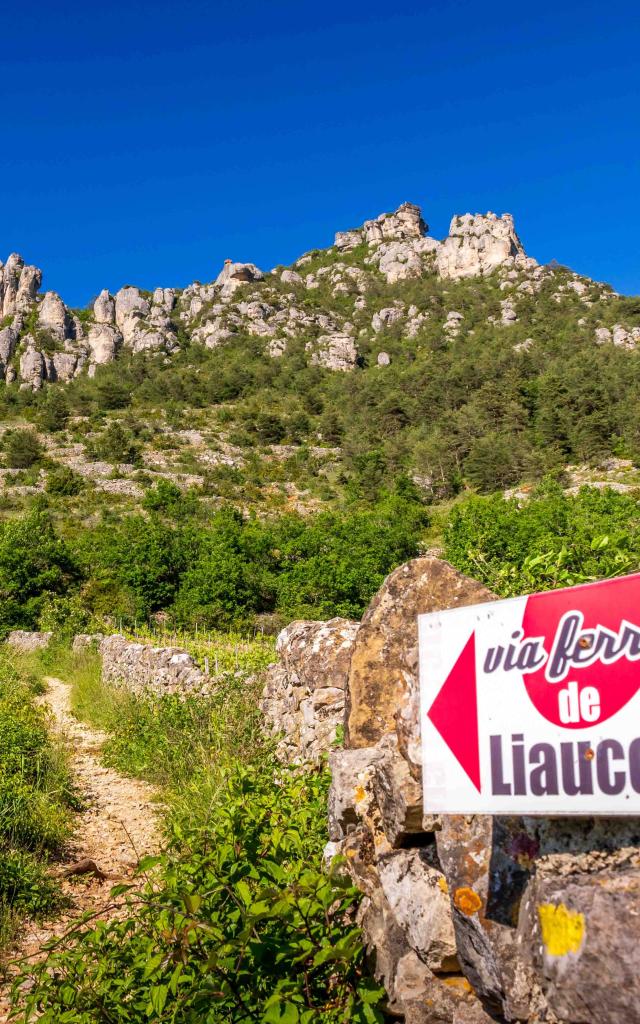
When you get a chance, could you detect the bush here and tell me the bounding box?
[4,429,44,469]
[18,762,383,1024]
[45,465,85,496]
[444,479,640,595]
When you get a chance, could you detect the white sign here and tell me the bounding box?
[419,573,640,814]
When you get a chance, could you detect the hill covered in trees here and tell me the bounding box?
[0,201,638,635]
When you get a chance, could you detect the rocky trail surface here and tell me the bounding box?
[0,675,160,1020]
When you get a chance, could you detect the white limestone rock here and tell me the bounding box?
[87,323,122,364]
[436,212,528,280]
[306,333,358,371]
[280,269,303,286]
[115,286,150,330]
[94,289,116,324]
[19,338,46,389]
[38,291,70,338]
[0,326,18,375]
[500,298,518,324]
[15,265,42,312]
[152,287,176,312]
[215,261,264,300]
[372,307,404,333]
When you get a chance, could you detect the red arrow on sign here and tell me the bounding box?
[426,631,481,792]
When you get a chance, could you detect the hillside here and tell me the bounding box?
[0,201,638,520]
[0,203,639,637]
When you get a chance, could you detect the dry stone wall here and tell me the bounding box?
[73,633,213,696]
[264,556,640,1024]
[261,617,359,762]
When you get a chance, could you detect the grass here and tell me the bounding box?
[11,638,382,1023]
[41,640,267,828]
[0,651,75,952]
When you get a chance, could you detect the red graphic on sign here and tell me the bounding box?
[426,631,481,791]
[522,574,640,728]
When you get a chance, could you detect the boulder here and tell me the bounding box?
[377,849,458,971]
[345,557,495,755]
[363,202,427,246]
[372,307,403,333]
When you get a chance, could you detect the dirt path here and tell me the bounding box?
[0,676,160,1018]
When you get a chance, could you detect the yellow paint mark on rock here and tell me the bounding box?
[437,876,449,894]
[453,886,483,916]
[538,903,585,957]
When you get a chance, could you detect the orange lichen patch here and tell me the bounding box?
[442,976,473,994]
[346,848,357,859]
[437,876,449,894]
[453,886,483,916]
[354,785,366,803]
[538,903,585,957]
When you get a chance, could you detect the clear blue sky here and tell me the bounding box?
[2,0,638,306]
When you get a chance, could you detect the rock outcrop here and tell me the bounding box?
[263,556,640,1023]
[436,213,531,280]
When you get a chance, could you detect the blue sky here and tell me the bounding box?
[2,0,638,306]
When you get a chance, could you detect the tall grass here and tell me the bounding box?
[0,652,75,951]
[42,642,266,828]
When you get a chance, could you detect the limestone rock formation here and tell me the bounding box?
[335,202,426,249]
[436,212,530,280]
[87,323,122,365]
[306,333,358,371]
[94,289,116,324]
[215,261,264,300]
[19,338,47,389]
[345,556,494,754]
[0,254,42,317]
[38,291,71,338]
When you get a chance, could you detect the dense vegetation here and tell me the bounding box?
[0,490,428,636]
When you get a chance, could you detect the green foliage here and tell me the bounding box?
[444,479,640,595]
[0,654,74,944]
[4,428,44,469]
[19,762,382,1023]
[45,464,85,496]
[17,650,383,1022]
[0,508,79,635]
[91,421,140,465]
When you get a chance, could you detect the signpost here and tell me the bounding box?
[419,573,640,814]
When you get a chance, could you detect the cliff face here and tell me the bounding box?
[0,199,627,388]
[262,557,640,1024]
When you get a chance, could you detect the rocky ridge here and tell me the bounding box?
[0,200,627,387]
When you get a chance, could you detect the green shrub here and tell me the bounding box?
[444,479,640,595]
[4,429,44,469]
[18,762,383,1024]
